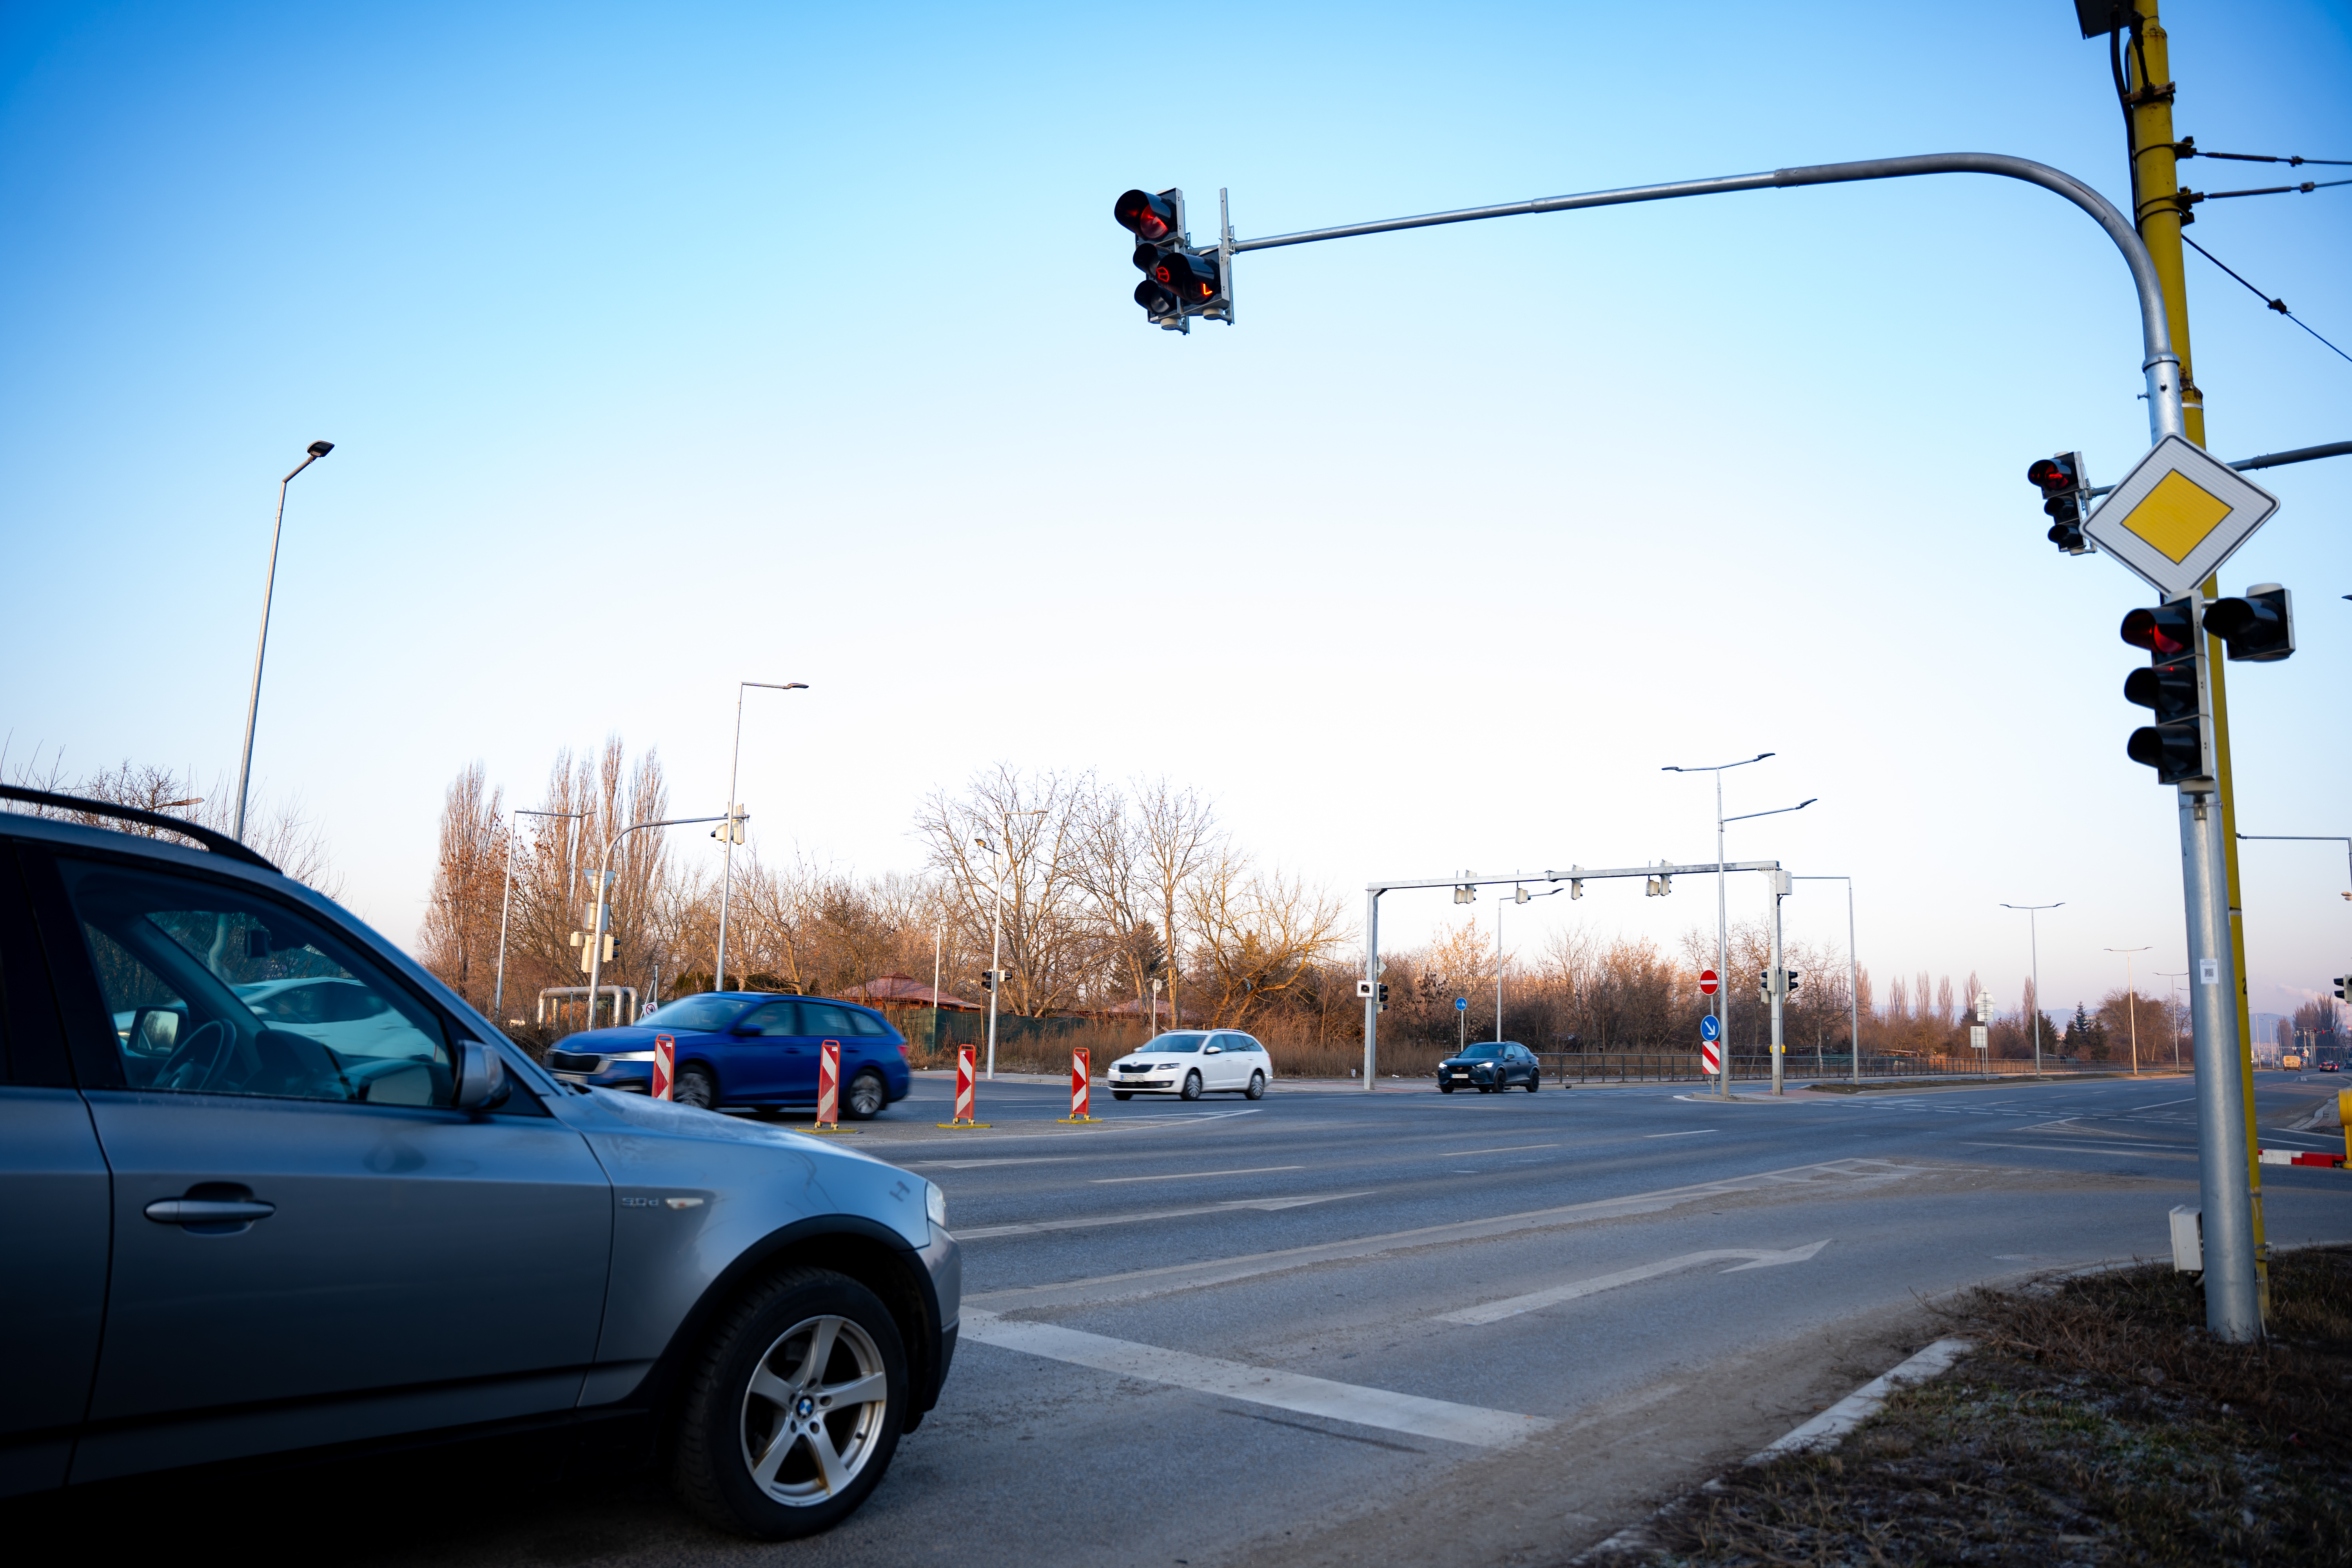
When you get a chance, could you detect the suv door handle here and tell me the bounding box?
[145,1198,276,1225]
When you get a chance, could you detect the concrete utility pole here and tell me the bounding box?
[2118,0,2265,1334]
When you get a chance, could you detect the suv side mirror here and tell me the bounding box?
[1203,1044,1222,1054]
[454,1040,511,1111]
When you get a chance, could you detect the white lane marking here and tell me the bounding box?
[906,1156,1086,1171]
[1092,1165,1306,1184]
[1436,1242,1830,1325]
[1434,1143,1559,1157]
[960,1310,1553,1448]
[955,1191,1372,1240]
[1644,1130,1716,1138]
[2130,1097,2196,1111]
[968,1158,1922,1311]
[1964,1141,2193,1158]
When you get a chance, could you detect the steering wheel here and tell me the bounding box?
[152,1020,233,1093]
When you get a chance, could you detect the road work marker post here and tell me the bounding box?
[803,1040,856,1134]
[652,1034,675,1101]
[1700,1013,1722,1082]
[1059,1047,1097,1123]
[939,1045,990,1129]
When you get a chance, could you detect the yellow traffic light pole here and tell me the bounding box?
[2118,0,2269,1321]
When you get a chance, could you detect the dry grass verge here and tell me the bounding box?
[1606,1247,2352,1566]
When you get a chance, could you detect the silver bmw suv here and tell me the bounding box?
[0,788,958,1539]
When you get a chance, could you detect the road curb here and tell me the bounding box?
[1570,1337,1976,1564]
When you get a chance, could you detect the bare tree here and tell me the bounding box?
[418,762,504,1008]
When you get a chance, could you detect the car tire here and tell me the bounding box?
[1439,1080,1454,1093]
[1112,1090,1132,1100]
[1527,1073,1540,1093]
[1181,1070,1202,1102]
[844,1069,887,1121]
[673,1265,907,1540]
[1245,1071,1265,1101]
[676,1066,719,1109]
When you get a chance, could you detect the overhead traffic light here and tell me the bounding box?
[1645,870,1671,897]
[2122,597,2212,786]
[2028,451,2092,555]
[2203,584,2295,663]
[1114,187,1231,332]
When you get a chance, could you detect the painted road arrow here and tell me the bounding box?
[1435,1241,1832,1325]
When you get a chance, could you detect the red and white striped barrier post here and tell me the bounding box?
[652,1034,675,1101]
[1059,1047,1095,1123]
[1700,1036,1720,1082]
[814,1039,842,1128]
[938,1044,989,1128]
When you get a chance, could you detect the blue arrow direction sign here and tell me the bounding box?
[1700,1014,1721,1043]
[1454,997,1469,1011]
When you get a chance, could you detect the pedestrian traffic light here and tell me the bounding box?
[2203,584,2294,663]
[2122,597,2212,786]
[980,969,998,993]
[1115,186,1230,331]
[2028,451,2092,555]
[1786,969,1801,995]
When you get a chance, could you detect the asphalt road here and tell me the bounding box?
[25,1068,2352,1567]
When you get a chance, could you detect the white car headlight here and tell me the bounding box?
[607,1050,655,1062]
[925,1180,947,1232]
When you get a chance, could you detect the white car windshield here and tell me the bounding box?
[1142,1032,1207,1054]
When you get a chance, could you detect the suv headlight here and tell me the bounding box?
[925,1180,947,1232]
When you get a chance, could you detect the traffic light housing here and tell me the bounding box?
[1114,186,1230,332]
[2028,451,2092,555]
[2334,975,2348,1002]
[2122,597,2212,786]
[2204,584,2294,663]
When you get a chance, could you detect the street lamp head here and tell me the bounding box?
[307,441,334,458]
[782,682,808,690]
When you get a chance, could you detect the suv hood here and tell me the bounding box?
[556,1025,659,1051]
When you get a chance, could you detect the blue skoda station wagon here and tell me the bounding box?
[549,993,913,1118]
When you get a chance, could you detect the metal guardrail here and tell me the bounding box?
[1532,1051,2136,1084]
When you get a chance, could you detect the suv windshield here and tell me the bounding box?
[1456,1043,1501,1060]
[1142,1032,1207,1054]
[639,995,750,1033]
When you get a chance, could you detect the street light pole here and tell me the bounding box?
[1664,754,1770,1099]
[583,813,728,1034]
[2001,902,2063,1076]
[2107,946,2151,1076]
[715,681,808,991]
[2155,971,2187,1072]
[233,440,334,843]
[492,806,588,1024]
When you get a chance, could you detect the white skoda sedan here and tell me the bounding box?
[1107,1030,1270,1101]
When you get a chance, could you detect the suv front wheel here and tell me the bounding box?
[673,1266,908,1539]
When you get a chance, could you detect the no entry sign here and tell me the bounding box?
[1699,969,1719,995]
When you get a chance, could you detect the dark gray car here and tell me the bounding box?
[0,788,958,1539]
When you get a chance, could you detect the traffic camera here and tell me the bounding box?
[2203,585,2294,663]
[2122,598,2212,786]
[2028,452,2092,555]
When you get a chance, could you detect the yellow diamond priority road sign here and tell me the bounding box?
[2082,435,2280,599]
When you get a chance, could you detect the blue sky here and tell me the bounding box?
[4,0,2348,1021]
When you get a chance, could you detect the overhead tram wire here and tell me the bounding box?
[2179,232,2352,368]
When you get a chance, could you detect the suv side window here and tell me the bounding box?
[842,1007,886,1037]
[740,1000,801,1036]
[56,859,453,1106]
[800,1002,855,1037]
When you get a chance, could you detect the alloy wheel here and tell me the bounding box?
[738,1314,891,1506]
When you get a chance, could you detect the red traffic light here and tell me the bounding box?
[2120,603,2192,659]
[2027,456,2078,495]
[1148,250,1220,303]
[1114,189,1179,242]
